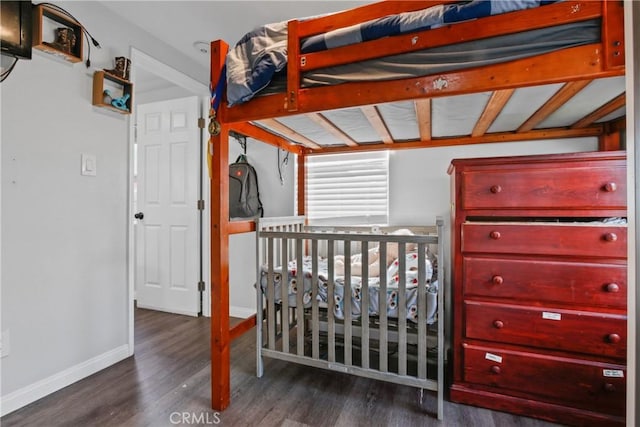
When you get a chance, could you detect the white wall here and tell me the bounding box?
[389,137,598,227]
[388,137,599,349]
[228,137,597,317]
[0,1,206,415]
[626,1,639,423]
[136,85,194,105]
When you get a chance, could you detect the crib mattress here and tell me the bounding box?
[260,252,438,324]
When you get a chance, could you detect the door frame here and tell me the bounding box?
[127,47,210,355]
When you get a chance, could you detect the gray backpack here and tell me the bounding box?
[229,154,263,219]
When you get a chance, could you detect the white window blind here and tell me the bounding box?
[304,151,389,225]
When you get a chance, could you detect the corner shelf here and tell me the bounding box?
[32,5,83,63]
[92,71,133,115]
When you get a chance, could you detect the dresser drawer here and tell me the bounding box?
[464,301,626,358]
[460,164,626,210]
[462,343,626,416]
[462,223,627,258]
[463,256,627,308]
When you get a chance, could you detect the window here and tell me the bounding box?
[303,151,389,225]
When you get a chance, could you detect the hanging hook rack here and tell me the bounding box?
[230,130,247,155]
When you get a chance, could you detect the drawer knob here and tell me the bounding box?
[492,275,504,285]
[607,333,621,344]
[605,283,620,293]
[490,231,501,240]
[604,232,618,242]
[490,185,502,194]
[490,365,501,374]
[604,383,616,392]
[493,320,504,329]
[604,182,617,192]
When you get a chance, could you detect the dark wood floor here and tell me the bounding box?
[2,308,563,427]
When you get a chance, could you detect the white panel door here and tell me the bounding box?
[135,96,200,316]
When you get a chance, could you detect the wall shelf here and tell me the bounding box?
[92,71,133,115]
[32,4,83,63]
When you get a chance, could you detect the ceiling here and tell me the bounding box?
[100,1,372,73]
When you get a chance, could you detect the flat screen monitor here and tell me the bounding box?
[1,1,33,60]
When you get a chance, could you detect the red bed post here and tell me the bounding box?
[210,39,231,411]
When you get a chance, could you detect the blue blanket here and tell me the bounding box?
[226,0,559,106]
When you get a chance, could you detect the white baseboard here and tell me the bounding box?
[230,306,256,319]
[136,303,199,317]
[0,344,130,417]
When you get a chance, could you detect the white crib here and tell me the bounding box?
[255,216,445,420]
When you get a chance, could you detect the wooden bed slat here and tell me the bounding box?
[362,105,394,144]
[517,80,593,132]
[572,93,626,129]
[414,99,432,142]
[472,89,515,137]
[307,113,359,147]
[257,119,321,149]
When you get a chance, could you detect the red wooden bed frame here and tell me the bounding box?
[207,0,626,411]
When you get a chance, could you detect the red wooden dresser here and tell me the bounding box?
[448,151,627,426]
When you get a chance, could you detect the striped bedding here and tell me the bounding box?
[259,252,439,325]
[226,0,560,106]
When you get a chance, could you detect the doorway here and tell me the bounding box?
[127,48,210,352]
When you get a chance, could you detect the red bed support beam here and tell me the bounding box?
[210,39,231,412]
[229,122,303,155]
[602,0,625,70]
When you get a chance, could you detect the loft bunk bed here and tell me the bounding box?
[207,0,626,417]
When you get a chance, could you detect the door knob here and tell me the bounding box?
[134,212,144,220]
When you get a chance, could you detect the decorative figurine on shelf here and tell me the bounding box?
[104,56,131,81]
[111,93,130,112]
[102,89,113,105]
[44,27,77,54]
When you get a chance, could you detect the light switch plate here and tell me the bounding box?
[81,154,97,176]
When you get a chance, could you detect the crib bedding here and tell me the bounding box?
[226,0,582,106]
[260,251,439,325]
